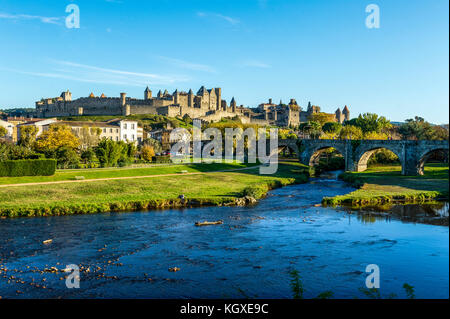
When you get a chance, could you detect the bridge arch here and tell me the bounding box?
[417,147,449,175]
[277,145,299,158]
[298,140,347,169]
[277,139,300,159]
[353,143,403,173]
[308,146,345,166]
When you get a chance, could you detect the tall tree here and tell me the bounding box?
[339,125,363,140]
[308,113,336,126]
[18,125,38,149]
[34,124,80,152]
[398,117,441,140]
[0,126,7,138]
[348,113,392,134]
[95,139,126,167]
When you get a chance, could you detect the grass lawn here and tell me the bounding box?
[0,162,257,185]
[323,163,449,207]
[0,162,310,217]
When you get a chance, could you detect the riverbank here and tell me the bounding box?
[0,162,310,217]
[322,163,449,208]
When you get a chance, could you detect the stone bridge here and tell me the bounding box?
[278,139,449,175]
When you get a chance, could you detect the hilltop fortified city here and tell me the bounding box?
[35,86,350,127]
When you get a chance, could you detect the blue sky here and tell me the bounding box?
[0,0,448,124]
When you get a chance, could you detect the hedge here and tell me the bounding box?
[153,155,171,163]
[0,159,56,177]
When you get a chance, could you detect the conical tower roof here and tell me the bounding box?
[343,105,349,113]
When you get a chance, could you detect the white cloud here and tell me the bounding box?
[2,60,190,87]
[0,12,61,25]
[196,12,240,26]
[158,56,216,73]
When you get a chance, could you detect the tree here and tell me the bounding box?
[95,139,126,167]
[80,148,96,164]
[0,141,40,161]
[143,138,163,154]
[182,114,192,126]
[18,125,38,149]
[322,122,342,135]
[347,113,392,134]
[55,147,80,169]
[398,117,438,140]
[363,131,388,140]
[299,121,322,139]
[34,124,80,152]
[77,126,102,149]
[339,125,363,140]
[308,113,336,126]
[432,125,449,140]
[141,145,155,161]
[0,126,7,138]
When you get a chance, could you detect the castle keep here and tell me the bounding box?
[35,87,349,127]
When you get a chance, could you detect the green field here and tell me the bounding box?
[0,162,257,185]
[0,162,310,217]
[323,163,449,207]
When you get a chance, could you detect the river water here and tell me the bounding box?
[0,172,448,299]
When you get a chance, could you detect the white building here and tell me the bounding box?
[0,119,15,141]
[17,118,58,140]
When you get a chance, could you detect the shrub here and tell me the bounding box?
[0,159,56,177]
[153,155,171,163]
[141,145,155,162]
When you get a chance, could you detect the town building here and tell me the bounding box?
[17,118,58,141]
[0,119,15,142]
[44,119,144,145]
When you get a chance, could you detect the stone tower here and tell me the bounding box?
[335,108,342,123]
[188,89,194,107]
[230,97,236,112]
[61,90,72,102]
[173,89,179,104]
[145,86,152,100]
[342,105,350,121]
[214,88,222,110]
[120,92,127,106]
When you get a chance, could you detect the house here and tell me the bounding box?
[43,119,144,145]
[0,119,15,142]
[16,118,58,141]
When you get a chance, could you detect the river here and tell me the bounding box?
[0,171,448,299]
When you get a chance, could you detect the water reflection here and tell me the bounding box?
[345,202,449,226]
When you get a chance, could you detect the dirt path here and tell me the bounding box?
[0,165,262,188]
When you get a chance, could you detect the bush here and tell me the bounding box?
[141,145,155,161]
[153,155,171,163]
[0,159,56,177]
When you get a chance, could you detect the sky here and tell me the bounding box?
[0,0,448,124]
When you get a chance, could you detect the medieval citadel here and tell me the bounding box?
[35,87,350,127]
